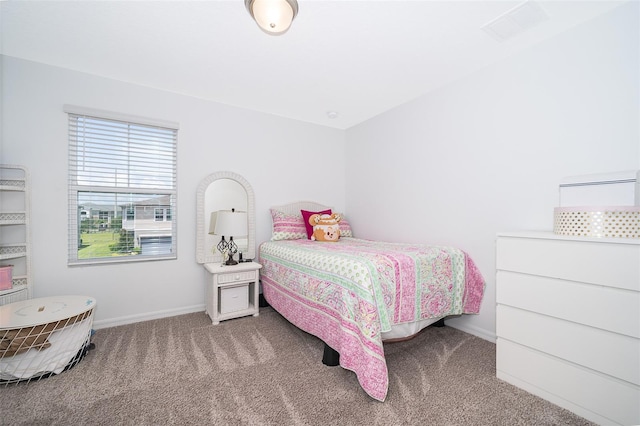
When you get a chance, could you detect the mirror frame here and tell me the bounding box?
[196,171,256,264]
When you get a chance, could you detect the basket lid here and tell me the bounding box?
[0,296,96,328]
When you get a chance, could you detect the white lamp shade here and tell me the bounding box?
[211,210,248,237]
[246,0,298,35]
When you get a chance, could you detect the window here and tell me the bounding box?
[66,106,178,264]
[155,208,165,221]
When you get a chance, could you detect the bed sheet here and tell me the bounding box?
[259,237,485,401]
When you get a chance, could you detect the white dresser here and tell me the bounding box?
[496,232,639,426]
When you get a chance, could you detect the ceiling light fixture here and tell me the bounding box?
[245,0,299,36]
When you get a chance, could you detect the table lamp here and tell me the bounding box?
[209,208,247,265]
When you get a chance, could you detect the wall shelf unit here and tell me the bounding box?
[0,165,31,305]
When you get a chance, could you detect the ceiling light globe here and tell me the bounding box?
[245,0,298,36]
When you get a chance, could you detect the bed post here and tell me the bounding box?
[322,343,340,366]
[433,318,446,327]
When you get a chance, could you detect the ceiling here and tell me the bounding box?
[0,0,627,129]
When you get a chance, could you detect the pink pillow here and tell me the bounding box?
[301,209,332,239]
[270,209,307,241]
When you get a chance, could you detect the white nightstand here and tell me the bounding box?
[204,261,262,325]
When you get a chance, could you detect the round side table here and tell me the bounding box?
[0,295,96,384]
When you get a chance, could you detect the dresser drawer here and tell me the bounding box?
[217,270,258,284]
[497,271,640,338]
[497,305,639,385]
[496,236,640,291]
[497,339,640,426]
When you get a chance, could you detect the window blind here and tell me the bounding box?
[67,108,178,264]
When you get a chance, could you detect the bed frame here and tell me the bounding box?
[269,200,331,217]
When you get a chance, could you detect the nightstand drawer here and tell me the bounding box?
[220,285,249,314]
[217,271,257,284]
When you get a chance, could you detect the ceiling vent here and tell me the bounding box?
[482,1,549,42]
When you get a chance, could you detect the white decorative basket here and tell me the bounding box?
[0,296,96,384]
[553,206,640,238]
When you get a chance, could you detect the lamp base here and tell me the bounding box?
[225,257,238,266]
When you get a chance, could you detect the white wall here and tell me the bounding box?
[1,56,346,327]
[345,2,639,341]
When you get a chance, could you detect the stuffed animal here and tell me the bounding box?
[308,213,342,242]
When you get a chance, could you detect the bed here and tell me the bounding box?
[259,202,485,402]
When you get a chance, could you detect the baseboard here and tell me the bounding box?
[92,304,205,329]
[446,321,496,343]
[496,370,614,425]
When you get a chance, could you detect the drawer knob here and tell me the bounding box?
[234,275,240,280]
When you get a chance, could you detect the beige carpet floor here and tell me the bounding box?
[0,307,594,425]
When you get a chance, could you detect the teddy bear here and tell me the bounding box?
[308,213,342,242]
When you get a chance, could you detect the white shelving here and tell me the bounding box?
[0,165,31,305]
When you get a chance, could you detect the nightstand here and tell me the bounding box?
[203,261,262,325]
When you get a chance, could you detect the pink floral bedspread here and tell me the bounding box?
[259,237,485,401]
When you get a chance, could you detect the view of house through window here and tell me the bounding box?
[77,192,173,258]
[67,107,178,264]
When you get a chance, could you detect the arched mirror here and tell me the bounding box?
[196,171,256,264]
